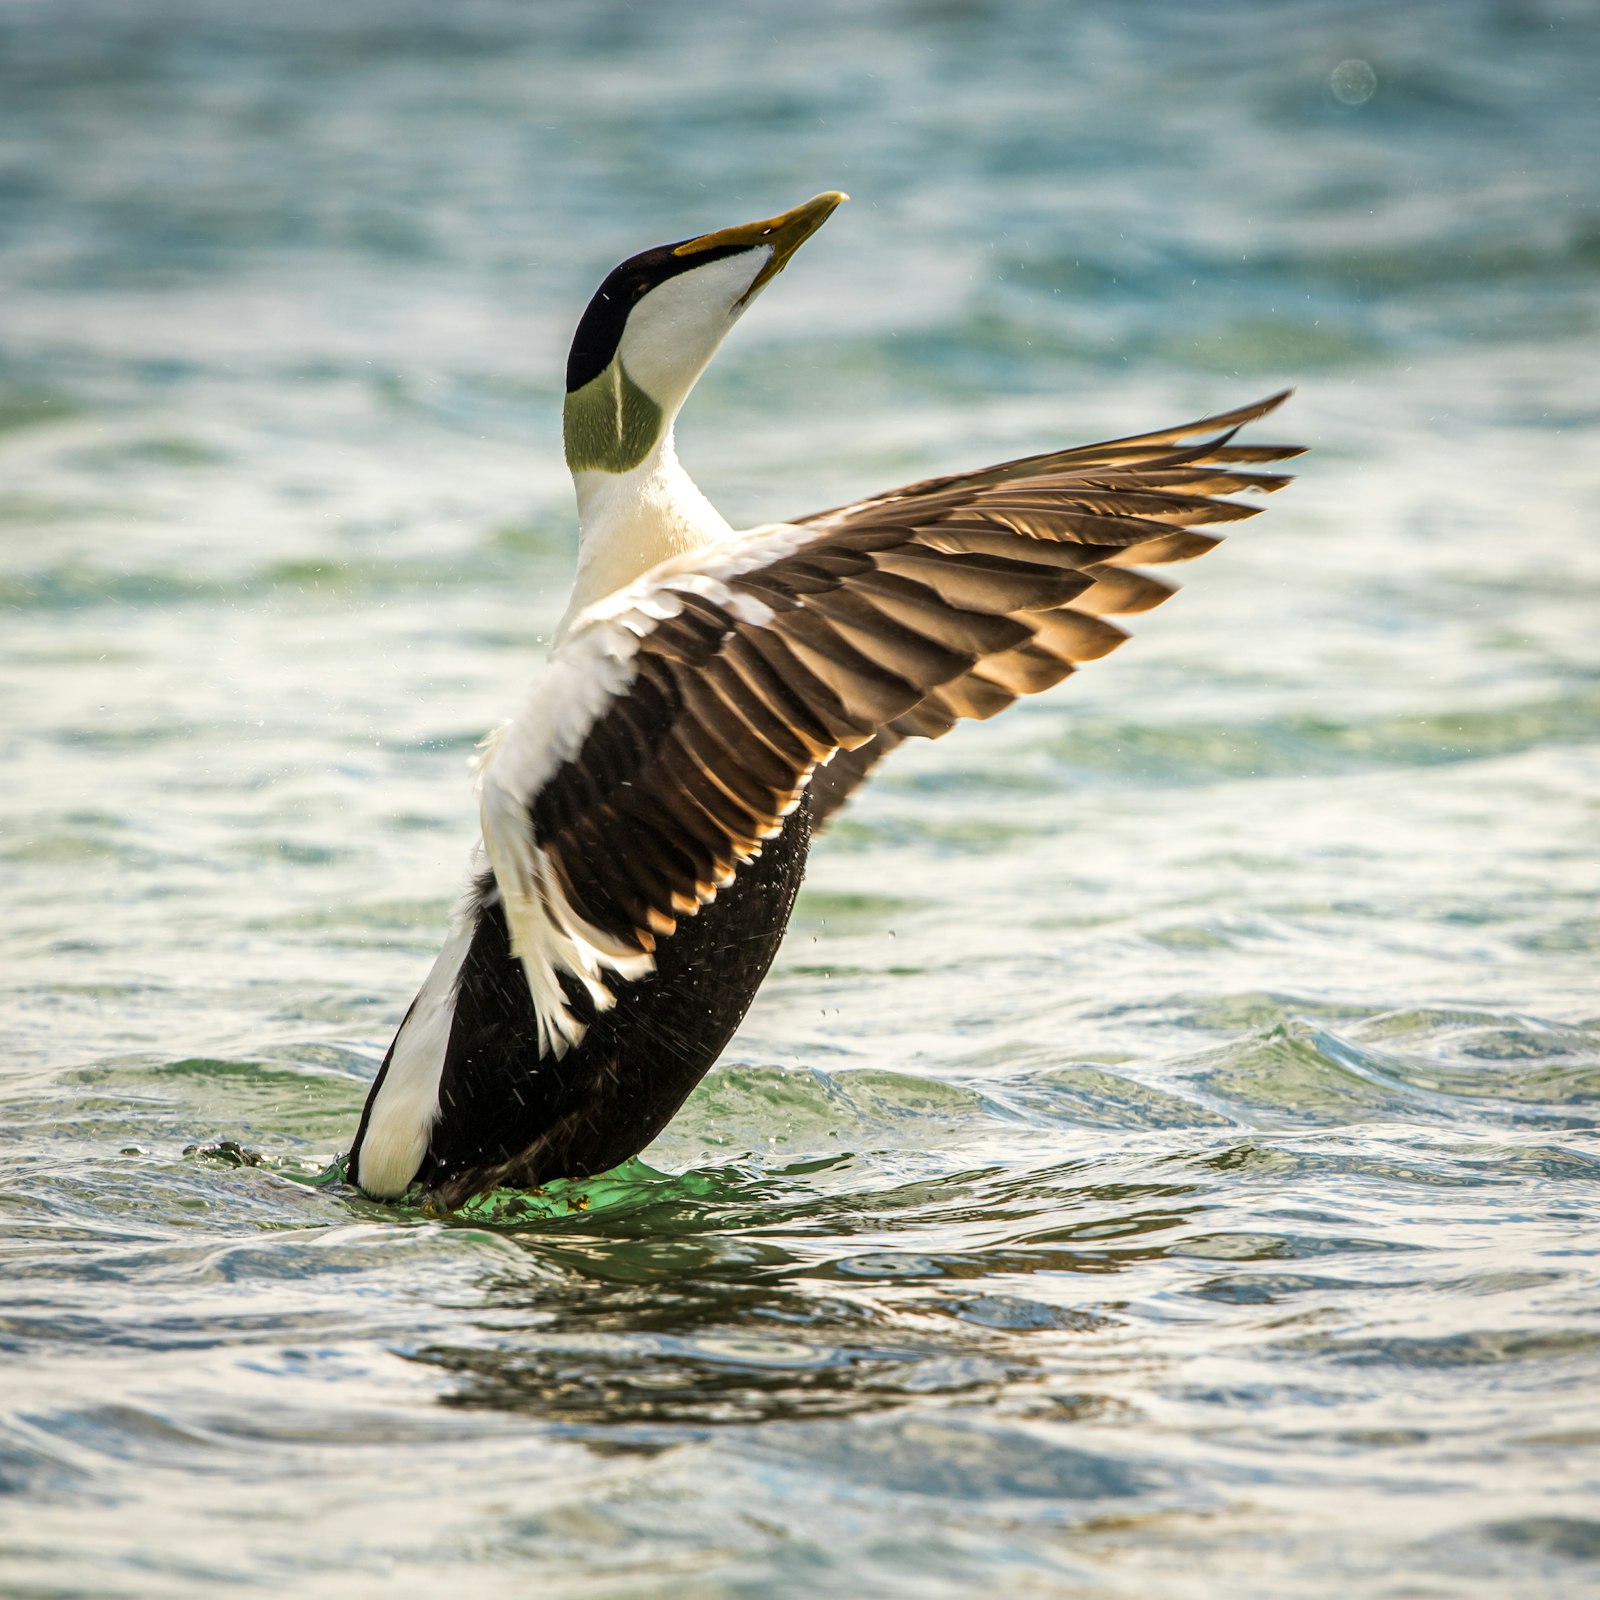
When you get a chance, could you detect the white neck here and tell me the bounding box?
[555,428,732,643]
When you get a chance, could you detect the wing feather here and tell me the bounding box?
[480,392,1301,1044]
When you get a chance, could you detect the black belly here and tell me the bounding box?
[405,794,812,1208]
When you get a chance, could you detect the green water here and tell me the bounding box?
[3,1,1599,1594]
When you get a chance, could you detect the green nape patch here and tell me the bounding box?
[562,359,663,473]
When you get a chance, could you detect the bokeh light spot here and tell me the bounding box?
[1329,58,1378,105]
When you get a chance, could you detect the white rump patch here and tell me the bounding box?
[353,870,479,1199]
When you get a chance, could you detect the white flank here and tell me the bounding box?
[353,872,479,1199]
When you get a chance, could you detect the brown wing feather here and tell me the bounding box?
[795,390,1302,527]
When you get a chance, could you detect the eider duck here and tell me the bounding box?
[347,191,1300,1205]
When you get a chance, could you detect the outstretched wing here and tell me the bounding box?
[480,392,1302,1053]
[799,390,1303,823]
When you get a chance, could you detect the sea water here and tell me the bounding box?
[2,1,1598,1594]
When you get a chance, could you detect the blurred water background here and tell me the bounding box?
[2,0,1599,1594]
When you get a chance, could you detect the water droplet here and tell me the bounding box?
[1329,59,1377,106]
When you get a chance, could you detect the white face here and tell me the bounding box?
[616,248,773,418]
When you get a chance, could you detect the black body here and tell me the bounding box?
[350,796,813,1208]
